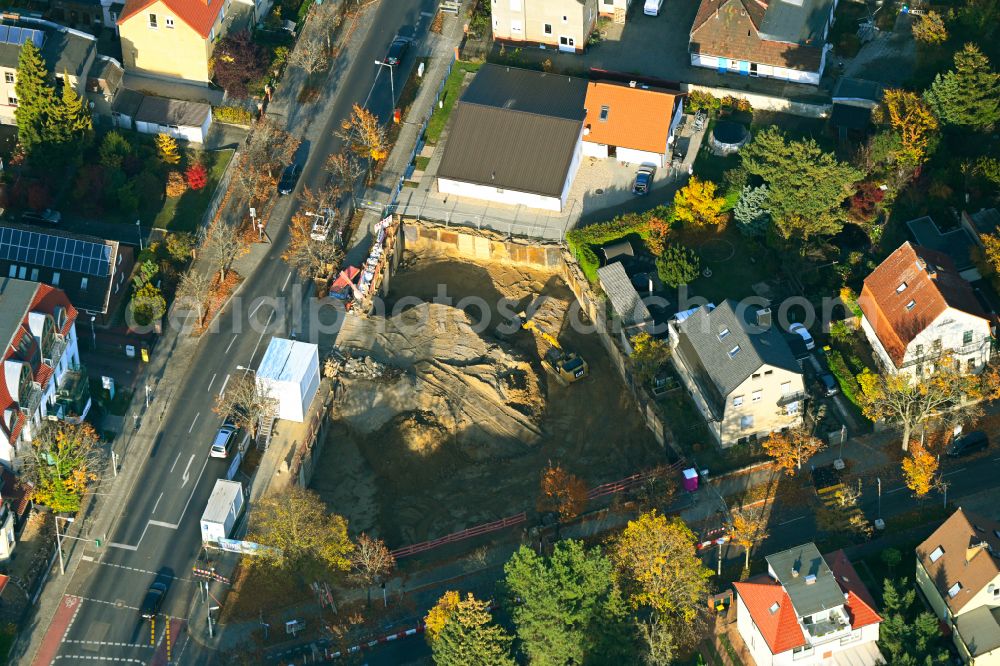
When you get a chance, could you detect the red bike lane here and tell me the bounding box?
[31,595,81,666]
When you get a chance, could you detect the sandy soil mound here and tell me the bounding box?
[332,303,544,456]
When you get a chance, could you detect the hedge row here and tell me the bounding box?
[566,206,672,283]
[213,105,252,125]
[825,348,862,407]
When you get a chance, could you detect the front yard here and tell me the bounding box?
[425,60,481,144]
[153,149,234,232]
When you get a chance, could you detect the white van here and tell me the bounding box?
[644,0,664,15]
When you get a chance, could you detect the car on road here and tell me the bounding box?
[818,372,839,396]
[789,323,815,350]
[644,0,665,14]
[140,581,168,620]
[385,27,415,66]
[22,209,61,225]
[210,421,238,459]
[278,163,301,195]
[632,166,656,195]
[946,431,989,458]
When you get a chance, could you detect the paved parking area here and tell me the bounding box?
[498,0,835,103]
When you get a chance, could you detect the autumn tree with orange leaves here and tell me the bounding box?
[21,422,102,512]
[762,428,824,475]
[728,505,769,571]
[233,119,300,203]
[537,463,587,521]
[283,212,343,281]
[902,443,939,497]
[337,104,388,182]
[881,89,940,170]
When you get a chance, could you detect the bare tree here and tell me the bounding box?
[283,212,344,281]
[325,150,365,208]
[310,0,344,51]
[299,184,342,212]
[350,533,395,605]
[203,218,248,282]
[175,269,213,327]
[727,505,769,571]
[289,38,329,77]
[234,119,300,201]
[213,373,276,438]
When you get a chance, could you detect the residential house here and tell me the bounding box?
[118,0,258,85]
[0,16,97,126]
[0,467,32,562]
[734,544,884,665]
[491,0,598,53]
[581,80,684,168]
[858,242,994,379]
[669,300,805,447]
[0,224,134,326]
[597,0,631,22]
[0,279,91,469]
[111,88,212,142]
[916,507,1000,664]
[689,0,837,85]
[907,216,981,281]
[86,55,125,118]
[436,64,588,212]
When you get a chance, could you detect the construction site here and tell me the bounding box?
[309,249,665,548]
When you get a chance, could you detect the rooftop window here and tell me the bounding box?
[897,282,908,292]
[768,602,779,614]
[599,105,609,122]
[948,582,962,598]
[718,328,730,340]
[906,300,916,311]
[929,546,944,563]
[728,345,741,359]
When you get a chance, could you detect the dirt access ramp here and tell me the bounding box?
[312,256,664,546]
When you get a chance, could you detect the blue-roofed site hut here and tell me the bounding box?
[256,338,320,424]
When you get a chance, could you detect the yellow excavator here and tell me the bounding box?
[516,311,589,386]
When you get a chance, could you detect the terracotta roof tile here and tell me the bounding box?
[734,577,807,653]
[858,242,989,367]
[690,0,824,71]
[582,81,679,154]
[917,508,1000,614]
[1,467,33,516]
[118,0,221,39]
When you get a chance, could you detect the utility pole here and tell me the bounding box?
[877,477,881,520]
[136,219,143,251]
[374,60,395,102]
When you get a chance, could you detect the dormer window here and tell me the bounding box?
[718,328,730,340]
[896,282,907,292]
[768,602,779,614]
[906,300,916,311]
[599,105,609,121]
[929,546,944,563]
[728,345,741,358]
[948,582,962,598]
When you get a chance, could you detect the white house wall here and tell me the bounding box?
[736,594,776,666]
[616,146,664,167]
[903,308,992,374]
[719,365,804,447]
[581,141,608,159]
[437,178,564,212]
[689,52,822,85]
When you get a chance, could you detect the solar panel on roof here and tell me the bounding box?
[7,27,21,45]
[0,26,9,43]
[29,29,43,48]
[0,227,111,277]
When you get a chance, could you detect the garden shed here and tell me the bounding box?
[111,89,212,143]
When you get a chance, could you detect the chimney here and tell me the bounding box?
[804,574,817,585]
[926,263,938,278]
[755,308,772,328]
[629,80,637,87]
[791,566,800,578]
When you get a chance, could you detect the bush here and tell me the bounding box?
[686,90,721,114]
[185,162,208,190]
[656,244,700,287]
[166,170,187,198]
[825,348,863,407]
[721,95,752,113]
[566,206,673,283]
[99,131,132,169]
[213,105,253,125]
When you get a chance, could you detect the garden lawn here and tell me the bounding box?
[676,225,777,304]
[426,61,481,144]
[153,149,234,232]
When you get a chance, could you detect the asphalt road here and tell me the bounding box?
[41,2,435,663]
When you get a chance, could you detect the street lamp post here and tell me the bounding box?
[55,516,74,575]
[374,60,395,102]
[89,315,96,350]
[877,477,881,520]
[135,219,143,251]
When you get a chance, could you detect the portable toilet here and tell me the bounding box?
[682,467,699,492]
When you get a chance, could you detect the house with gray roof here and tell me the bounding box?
[669,300,805,447]
[436,65,588,213]
[596,262,653,350]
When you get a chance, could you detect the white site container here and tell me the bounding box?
[200,479,245,544]
[256,338,321,423]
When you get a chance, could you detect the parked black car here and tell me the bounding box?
[632,166,655,195]
[818,372,839,397]
[945,431,989,458]
[385,26,415,66]
[278,163,301,195]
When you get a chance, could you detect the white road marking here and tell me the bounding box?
[188,412,200,433]
[248,300,265,318]
[61,640,155,649]
[106,542,138,551]
[168,451,181,473]
[282,270,293,292]
[148,520,178,529]
[993,457,1000,462]
[151,492,163,515]
[226,334,238,353]
[81,555,94,562]
[218,374,231,397]
[176,456,210,526]
[248,309,276,368]
[207,373,217,392]
[942,467,966,478]
[778,516,805,526]
[181,455,195,487]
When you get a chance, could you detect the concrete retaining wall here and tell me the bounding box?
[685,83,831,119]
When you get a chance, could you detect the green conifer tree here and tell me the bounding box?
[925,43,1000,130]
[14,40,55,156]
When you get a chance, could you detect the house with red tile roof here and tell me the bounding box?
[733,543,883,665]
[117,0,257,85]
[916,507,1000,665]
[858,241,994,379]
[688,0,837,86]
[0,279,90,471]
[580,81,684,168]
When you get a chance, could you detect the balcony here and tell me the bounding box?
[898,338,993,371]
[802,609,852,645]
[43,335,67,371]
[19,383,42,417]
[54,366,92,424]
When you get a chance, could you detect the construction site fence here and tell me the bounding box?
[390,512,528,559]
[394,200,572,241]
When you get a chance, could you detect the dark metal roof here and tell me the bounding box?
[0,20,95,76]
[112,88,143,116]
[758,0,835,45]
[0,279,37,356]
[906,216,977,272]
[438,101,582,198]
[134,94,210,128]
[460,64,588,120]
[766,543,846,617]
[830,103,872,131]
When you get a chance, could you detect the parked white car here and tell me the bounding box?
[789,323,815,351]
[644,0,664,15]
